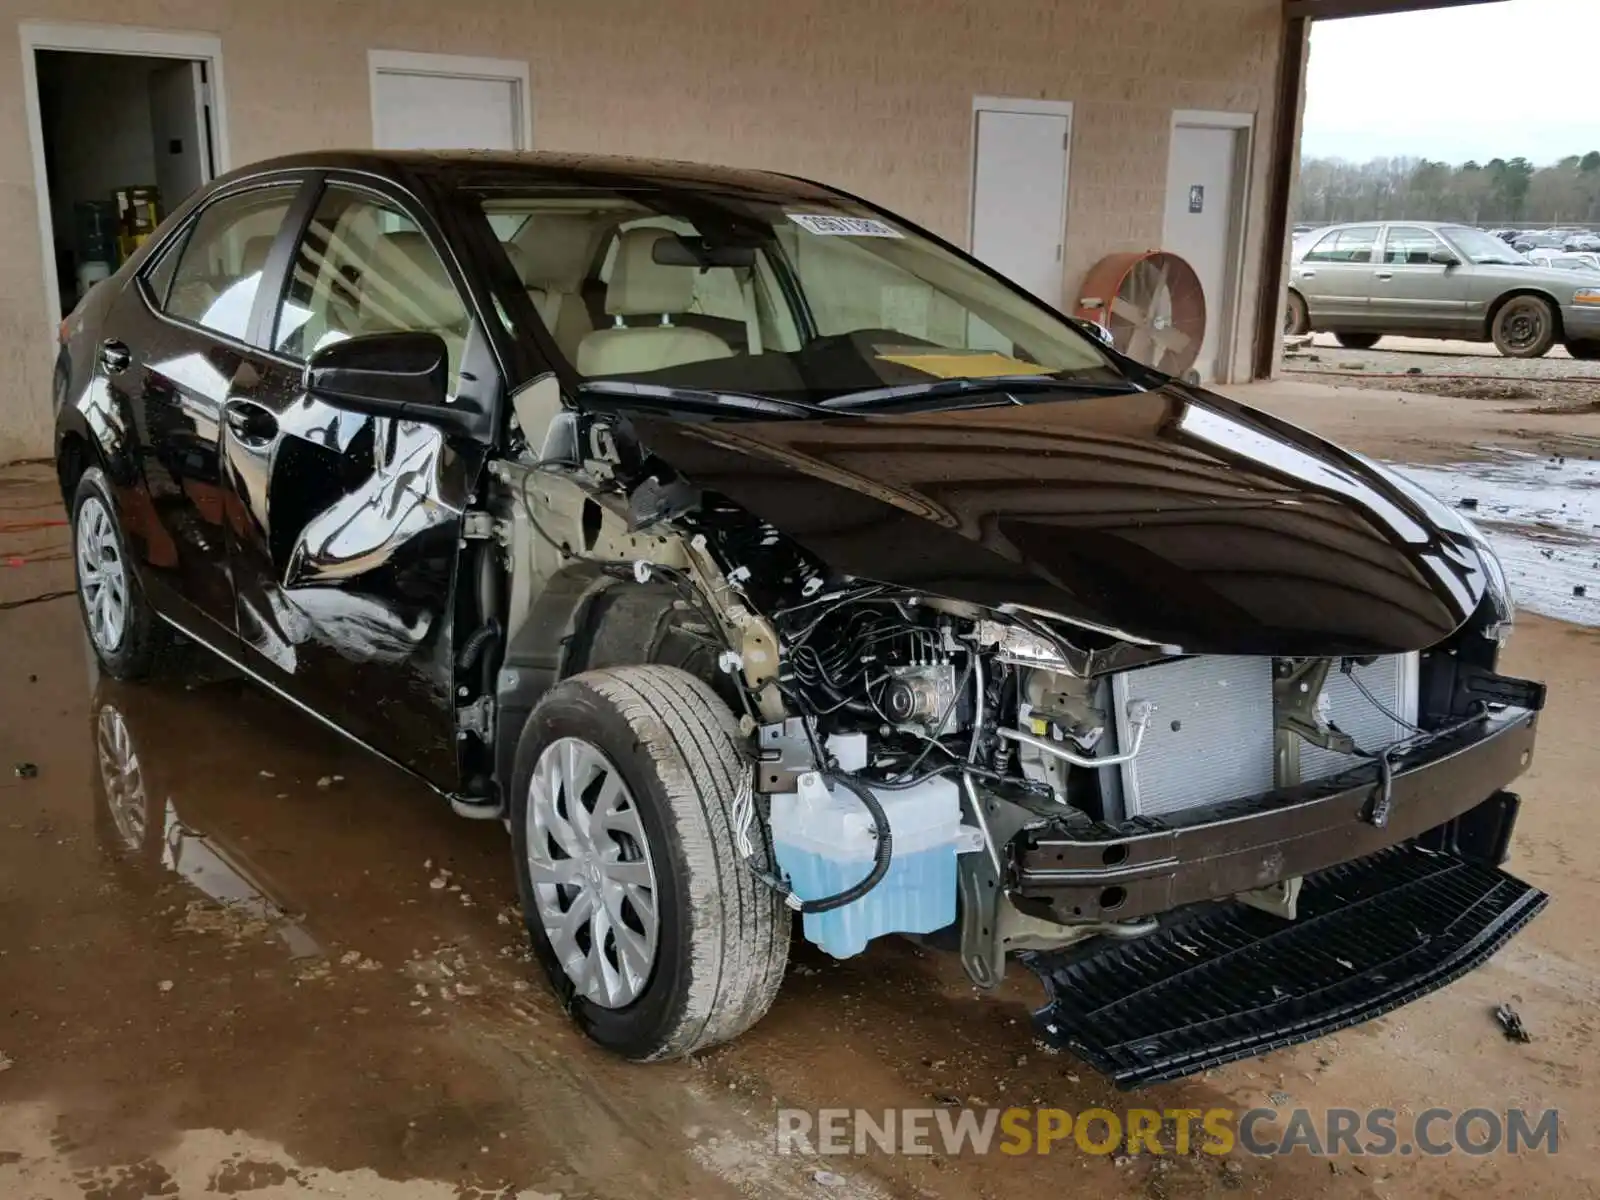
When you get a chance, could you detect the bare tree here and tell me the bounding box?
[1294,153,1600,226]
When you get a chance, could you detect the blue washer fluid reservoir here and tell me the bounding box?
[769,768,970,959]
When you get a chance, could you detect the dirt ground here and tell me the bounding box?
[5,375,1600,1200]
[1281,334,1600,424]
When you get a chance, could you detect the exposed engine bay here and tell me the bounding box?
[483,399,1547,1004]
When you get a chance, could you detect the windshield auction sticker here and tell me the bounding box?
[788,213,904,238]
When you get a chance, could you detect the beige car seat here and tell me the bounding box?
[576,229,733,376]
[511,215,600,361]
[356,231,465,337]
[240,234,275,277]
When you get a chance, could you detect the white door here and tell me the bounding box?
[149,60,212,211]
[970,105,1070,307]
[1163,122,1246,381]
[372,68,523,150]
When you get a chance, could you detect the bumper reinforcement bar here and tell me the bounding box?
[1022,843,1547,1088]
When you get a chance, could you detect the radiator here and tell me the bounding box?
[1109,654,1418,819]
[1299,655,1419,783]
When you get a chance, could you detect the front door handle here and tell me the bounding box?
[1376,272,1394,280]
[100,339,131,375]
[224,401,279,446]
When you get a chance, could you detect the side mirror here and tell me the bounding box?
[1429,248,1461,266]
[303,331,468,430]
[1071,317,1116,347]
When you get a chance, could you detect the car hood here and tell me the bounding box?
[622,382,1492,657]
[1472,261,1600,289]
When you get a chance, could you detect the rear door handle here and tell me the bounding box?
[224,400,279,446]
[100,339,130,375]
[1376,272,1394,280]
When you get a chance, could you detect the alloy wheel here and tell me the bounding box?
[76,497,129,654]
[96,704,148,851]
[525,737,661,1008]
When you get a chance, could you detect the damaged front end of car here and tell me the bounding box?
[483,379,1548,1087]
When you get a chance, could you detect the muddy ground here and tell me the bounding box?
[1284,334,1600,419]
[4,377,1600,1200]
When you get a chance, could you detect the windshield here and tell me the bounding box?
[475,190,1123,404]
[1443,226,1529,265]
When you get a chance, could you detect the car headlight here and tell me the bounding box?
[1458,515,1515,647]
[975,618,1075,671]
[1574,288,1600,306]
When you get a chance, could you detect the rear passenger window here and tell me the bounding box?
[274,186,469,375]
[1303,226,1379,264]
[162,186,297,341]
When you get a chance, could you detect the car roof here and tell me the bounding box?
[213,149,841,203]
[1310,220,1463,232]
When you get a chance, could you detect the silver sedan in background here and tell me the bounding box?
[1284,221,1600,359]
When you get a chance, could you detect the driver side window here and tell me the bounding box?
[273,186,470,378]
[1382,227,1446,266]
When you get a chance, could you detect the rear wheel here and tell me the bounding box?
[1566,339,1600,361]
[510,665,789,1060]
[1492,295,1558,358]
[1284,291,1310,336]
[1334,332,1381,350]
[71,468,172,680]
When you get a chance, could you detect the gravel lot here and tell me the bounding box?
[1285,334,1600,413]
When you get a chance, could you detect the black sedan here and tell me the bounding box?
[54,152,1546,1079]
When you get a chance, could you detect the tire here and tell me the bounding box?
[1491,295,1559,358]
[1334,332,1381,350]
[510,665,789,1060]
[70,467,173,680]
[1566,339,1600,361]
[1284,291,1310,336]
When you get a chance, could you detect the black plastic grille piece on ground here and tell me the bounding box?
[1022,845,1547,1088]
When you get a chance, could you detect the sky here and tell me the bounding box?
[1301,0,1598,166]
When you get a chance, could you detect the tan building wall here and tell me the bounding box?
[0,0,1287,463]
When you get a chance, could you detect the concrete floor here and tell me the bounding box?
[3,377,1600,1198]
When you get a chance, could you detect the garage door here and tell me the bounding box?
[370,53,528,150]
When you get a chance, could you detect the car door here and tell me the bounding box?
[95,180,303,638]
[1369,225,1469,331]
[1291,225,1380,325]
[221,176,494,786]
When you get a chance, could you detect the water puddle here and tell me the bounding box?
[1394,452,1600,627]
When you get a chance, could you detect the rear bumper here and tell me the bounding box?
[1010,707,1538,922]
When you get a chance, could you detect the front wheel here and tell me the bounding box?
[1566,339,1600,361]
[510,665,789,1060]
[1492,296,1558,358]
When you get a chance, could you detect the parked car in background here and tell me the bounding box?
[53,151,1550,1084]
[1563,232,1600,253]
[1527,250,1600,274]
[1285,220,1600,358]
[1513,232,1565,253]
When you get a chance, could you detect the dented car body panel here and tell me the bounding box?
[617,387,1490,659]
[54,151,1548,1083]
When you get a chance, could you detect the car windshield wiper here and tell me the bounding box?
[575,381,842,419]
[820,374,1143,410]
